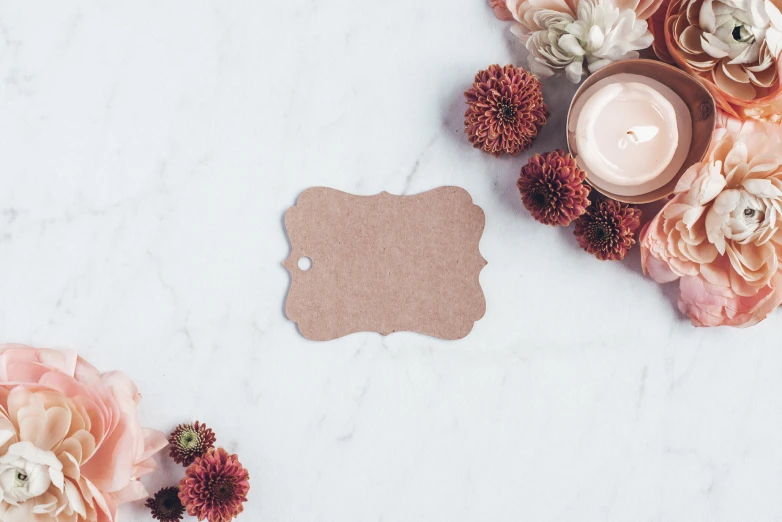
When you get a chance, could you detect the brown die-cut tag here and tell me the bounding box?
[283,187,487,341]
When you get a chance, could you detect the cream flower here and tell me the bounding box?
[653,0,782,117]
[699,0,782,98]
[524,16,585,81]
[684,133,782,289]
[510,0,655,82]
[640,117,782,326]
[0,442,64,509]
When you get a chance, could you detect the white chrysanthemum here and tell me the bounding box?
[518,0,654,82]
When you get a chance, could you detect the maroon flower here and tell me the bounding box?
[574,196,642,260]
[146,487,185,522]
[179,448,250,522]
[517,149,590,226]
[169,421,217,466]
[464,64,547,157]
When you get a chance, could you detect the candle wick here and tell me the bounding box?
[624,126,659,145]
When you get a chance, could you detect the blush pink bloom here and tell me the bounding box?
[488,0,513,20]
[641,114,782,327]
[0,344,166,522]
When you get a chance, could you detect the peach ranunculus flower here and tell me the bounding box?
[640,114,782,327]
[0,345,166,522]
[650,0,782,120]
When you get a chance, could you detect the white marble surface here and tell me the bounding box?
[2,1,782,521]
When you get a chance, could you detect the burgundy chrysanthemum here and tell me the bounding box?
[169,421,217,466]
[464,64,547,157]
[179,448,250,522]
[517,149,591,226]
[574,196,642,261]
[146,487,185,522]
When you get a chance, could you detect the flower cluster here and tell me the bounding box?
[641,115,782,326]
[518,150,643,260]
[0,344,166,522]
[480,0,782,326]
[148,422,249,522]
[492,0,661,82]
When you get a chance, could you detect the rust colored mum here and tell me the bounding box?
[179,448,250,522]
[147,487,186,522]
[169,421,217,466]
[517,149,591,226]
[464,64,547,157]
[574,196,642,260]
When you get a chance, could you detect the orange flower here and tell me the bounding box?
[464,64,547,157]
[650,0,782,120]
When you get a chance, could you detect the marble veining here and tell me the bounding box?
[1,1,781,521]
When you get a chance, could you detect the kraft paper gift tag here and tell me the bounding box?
[284,186,487,341]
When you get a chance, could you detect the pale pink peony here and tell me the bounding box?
[640,115,782,327]
[0,344,166,522]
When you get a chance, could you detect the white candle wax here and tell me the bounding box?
[570,74,692,197]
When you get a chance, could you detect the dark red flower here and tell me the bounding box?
[168,421,217,466]
[464,64,547,157]
[574,196,642,260]
[146,486,185,522]
[179,448,250,522]
[517,149,590,226]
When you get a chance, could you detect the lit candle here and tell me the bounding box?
[569,73,692,198]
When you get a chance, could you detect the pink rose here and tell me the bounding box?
[640,115,782,327]
[0,344,166,521]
